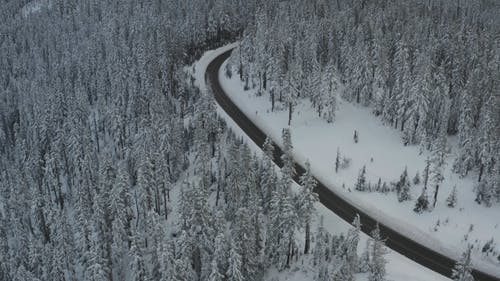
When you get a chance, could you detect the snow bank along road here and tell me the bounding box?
[205,48,499,281]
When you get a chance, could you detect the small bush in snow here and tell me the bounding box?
[446,185,458,208]
[414,188,429,214]
[375,178,382,192]
[433,220,440,232]
[225,63,232,78]
[482,238,496,256]
[340,157,351,169]
[335,148,341,173]
[380,182,390,194]
[413,171,420,185]
[474,180,493,207]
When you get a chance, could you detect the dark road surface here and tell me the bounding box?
[206,48,499,281]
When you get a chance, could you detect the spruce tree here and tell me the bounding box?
[335,148,341,173]
[368,224,387,281]
[447,186,458,208]
[397,167,411,202]
[413,171,421,185]
[281,128,295,181]
[341,215,361,276]
[430,101,450,208]
[313,216,327,267]
[414,187,430,214]
[208,258,224,281]
[129,237,147,281]
[355,165,367,191]
[358,240,371,273]
[298,161,319,254]
[226,242,244,281]
[451,245,475,281]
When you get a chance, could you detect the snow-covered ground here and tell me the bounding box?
[213,50,500,277]
[191,44,454,281]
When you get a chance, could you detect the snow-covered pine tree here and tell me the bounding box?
[451,245,475,281]
[335,148,341,173]
[375,178,382,192]
[493,159,500,203]
[380,182,390,194]
[232,207,260,280]
[355,165,367,191]
[298,161,319,254]
[340,215,361,276]
[189,182,215,279]
[453,82,479,178]
[396,167,411,202]
[313,216,327,267]
[129,236,147,281]
[337,256,356,281]
[208,258,224,281]
[413,171,421,185]
[358,240,371,273]
[0,216,10,281]
[263,136,275,160]
[281,128,295,181]
[85,230,108,281]
[474,179,493,207]
[414,187,430,214]
[394,40,414,138]
[226,241,244,281]
[261,156,278,214]
[174,230,196,281]
[430,99,450,208]
[321,63,338,123]
[447,185,458,208]
[368,224,387,281]
[267,171,297,270]
[111,163,133,279]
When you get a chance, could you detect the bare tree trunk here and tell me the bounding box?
[478,164,484,182]
[271,91,275,112]
[304,221,311,254]
[433,185,439,208]
[163,185,168,220]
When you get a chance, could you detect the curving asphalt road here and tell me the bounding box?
[206,48,499,281]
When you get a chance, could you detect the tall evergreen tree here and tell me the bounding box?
[451,245,475,281]
[368,224,387,281]
[298,161,319,254]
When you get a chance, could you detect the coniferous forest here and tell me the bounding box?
[233,0,500,206]
[0,0,498,280]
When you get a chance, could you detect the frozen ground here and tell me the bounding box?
[215,52,500,277]
[190,44,454,281]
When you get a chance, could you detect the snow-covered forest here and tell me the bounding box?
[0,0,497,280]
[232,0,500,206]
[0,0,394,280]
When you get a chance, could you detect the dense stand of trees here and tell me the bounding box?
[232,0,500,206]
[0,0,391,280]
